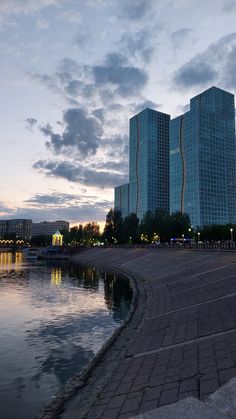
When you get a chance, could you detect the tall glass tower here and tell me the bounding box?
[114,183,129,218]
[129,108,170,221]
[170,86,236,227]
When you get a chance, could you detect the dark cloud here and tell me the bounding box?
[25,117,38,132]
[25,193,78,205]
[92,108,105,122]
[39,108,102,157]
[65,80,83,96]
[222,0,236,12]
[173,33,236,90]
[11,201,112,223]
[58,57,80,74]
[171,28,193,50]
[174,62,217,88]
[119,28,155,62]
[33,160,128,188]
[119,0,154,20]
[96,161,128,172]
[93,53,148,96]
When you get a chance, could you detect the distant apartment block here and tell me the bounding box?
[0,219,32,240]
[0,221,7,238]
[129,108,170,221]
[170,86,236,227]
[114,183,129,218]
[32,220,69,236]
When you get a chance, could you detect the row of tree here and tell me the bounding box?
[3,211,235,246]
[30,222,100,246]
[103,209,191,244]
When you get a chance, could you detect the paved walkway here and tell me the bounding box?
[41,248,236,419]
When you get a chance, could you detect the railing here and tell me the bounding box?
[105,241,236,251]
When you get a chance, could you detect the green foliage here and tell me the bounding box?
[103,209,123,244]
[199,224,235,241]
[120,213,139,243]
[103,208,191,244]
[30,235,51,246]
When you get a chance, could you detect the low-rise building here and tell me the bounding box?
[32,220,69,236]
[0,219,32,240]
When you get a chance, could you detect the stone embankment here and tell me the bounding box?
[40,247,236,419]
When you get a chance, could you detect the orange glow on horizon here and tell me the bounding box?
[70,221,105,233]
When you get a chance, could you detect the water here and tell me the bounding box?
[0,252,132,419]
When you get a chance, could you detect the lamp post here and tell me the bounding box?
[230,228,233,242]
[197,232,200,242]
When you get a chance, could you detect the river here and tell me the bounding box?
[0,251,132,419]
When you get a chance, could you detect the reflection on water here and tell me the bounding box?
[0,251,23,272]
[51,266,62,286]
[0,252,132,419]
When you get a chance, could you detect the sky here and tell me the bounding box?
[1,0,236,226]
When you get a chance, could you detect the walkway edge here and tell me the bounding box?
[38,254,145,419]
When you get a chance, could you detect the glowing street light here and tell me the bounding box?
[230,228,234,242]
[197,232,200,241]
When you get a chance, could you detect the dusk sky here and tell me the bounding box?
[1,0,236,226]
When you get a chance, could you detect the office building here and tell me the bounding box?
[0,219,32,240]
[114,183,129,218]
[32,220,69,236]
[170,86,236,227]
[129,108,170,221]
[0,221,7,238]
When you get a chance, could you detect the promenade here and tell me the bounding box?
[44,247,236,419]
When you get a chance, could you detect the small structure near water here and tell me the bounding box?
[52,230,63,246]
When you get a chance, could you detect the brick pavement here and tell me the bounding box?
[49,248,236,419]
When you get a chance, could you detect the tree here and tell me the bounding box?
[121,213,139,243]
[103,209,123,244]
[83,222,100,244]
[170,211,191,238]
[30,234,51,246]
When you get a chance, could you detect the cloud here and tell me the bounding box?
[119,0,155,21]
[222,0,236,12]
[25,117,37,131]
[173,33,236,90]
[171,28,193,50]
[93,53,148,96]
[11,201,112,223]
[119,28,156,62]
[25,192,78,205]
[60,9,81,23]
[134,100,161,113]
[33,160,128,187]
[39,108,102,157]
[0,0,62,21]
[0,192,112,223]
[174,62,217,88]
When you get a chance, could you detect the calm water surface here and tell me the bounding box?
[0,252,132,419]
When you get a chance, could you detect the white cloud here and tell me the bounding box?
[0,0,62,21]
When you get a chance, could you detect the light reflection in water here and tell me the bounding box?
[51,266,62,286]
[0,251,23,272]
[0,252,132,419]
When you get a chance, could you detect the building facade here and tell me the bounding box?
[0,221,7,239]
[114,183,129,218]
[129,108,170,221]
[32,220,69,236]
[0,219,32,240]
[170,86,236,227]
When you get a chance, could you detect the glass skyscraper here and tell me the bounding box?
[114,183,129,218]
[170,86,236,228]
[129,108,170,221]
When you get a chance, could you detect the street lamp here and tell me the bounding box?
[230,228,233,242]
[197,232,200,241]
